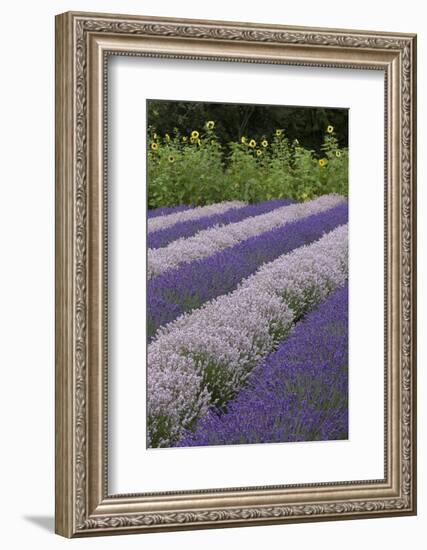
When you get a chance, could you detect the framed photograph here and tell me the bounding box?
[55,11,417,537]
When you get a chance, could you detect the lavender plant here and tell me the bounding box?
[148,194,344,278]
[148,199,294,250]
[147,201,348,341]
[147,204,193,219]
[177,284,348,447]
[147,200,245,234]
[147,224,348,447]
[148,289,293,448]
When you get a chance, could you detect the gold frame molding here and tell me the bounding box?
[55,11,417,538]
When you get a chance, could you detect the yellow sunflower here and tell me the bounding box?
[335,150,342,158]
[168,155,175,163]
[164,133,171,142]
[327,125,334,134]
[275,129,283,137]
[206,121,215,130]
[249,139,256,148]
[151,142,159,151]
[191,130,200,139]
[256,149,262,157]
[318,158,327,167]
[261,139,268,148]
[241,136,247,144]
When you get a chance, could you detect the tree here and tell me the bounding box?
[147,99,348,154]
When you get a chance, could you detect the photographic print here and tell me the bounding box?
[56,12,416,536]
[146,99,349,449]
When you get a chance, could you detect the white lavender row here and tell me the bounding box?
[147,200,246,234]
[147,224,348,447]
[148,194,345,279]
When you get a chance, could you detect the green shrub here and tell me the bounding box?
[147,123,348,208]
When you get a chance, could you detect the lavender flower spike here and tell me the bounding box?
[147,224,348,447]
[148,194,345,279]
[147,201,246,234]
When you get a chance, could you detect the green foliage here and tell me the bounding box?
[147,123,348,208]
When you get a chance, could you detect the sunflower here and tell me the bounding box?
[205,121,215,130]
[335,150,342,158]
[318,158,327,167]
[327,125,334,134]
[256,149,262,157]
[241,136,247,144]
[168,155,175,163]
[151,142,159,151]
[249,139,256,148]
[153,133,158,139]
[275,129,283,137]
[182,136,188,142]
[164,133,171,142]
[191,130,200,139]
[261,139,268,148]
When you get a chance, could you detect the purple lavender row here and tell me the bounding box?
[147,204,192,219]
[177,284,348,448]
[147,201,348,342]
[148,200,246,234]
[148,199,294,249]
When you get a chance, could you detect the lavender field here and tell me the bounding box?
[147,195,349,449]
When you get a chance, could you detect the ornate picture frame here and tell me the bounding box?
[55,11,417,537]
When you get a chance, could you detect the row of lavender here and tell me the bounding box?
[147,197,349,448]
